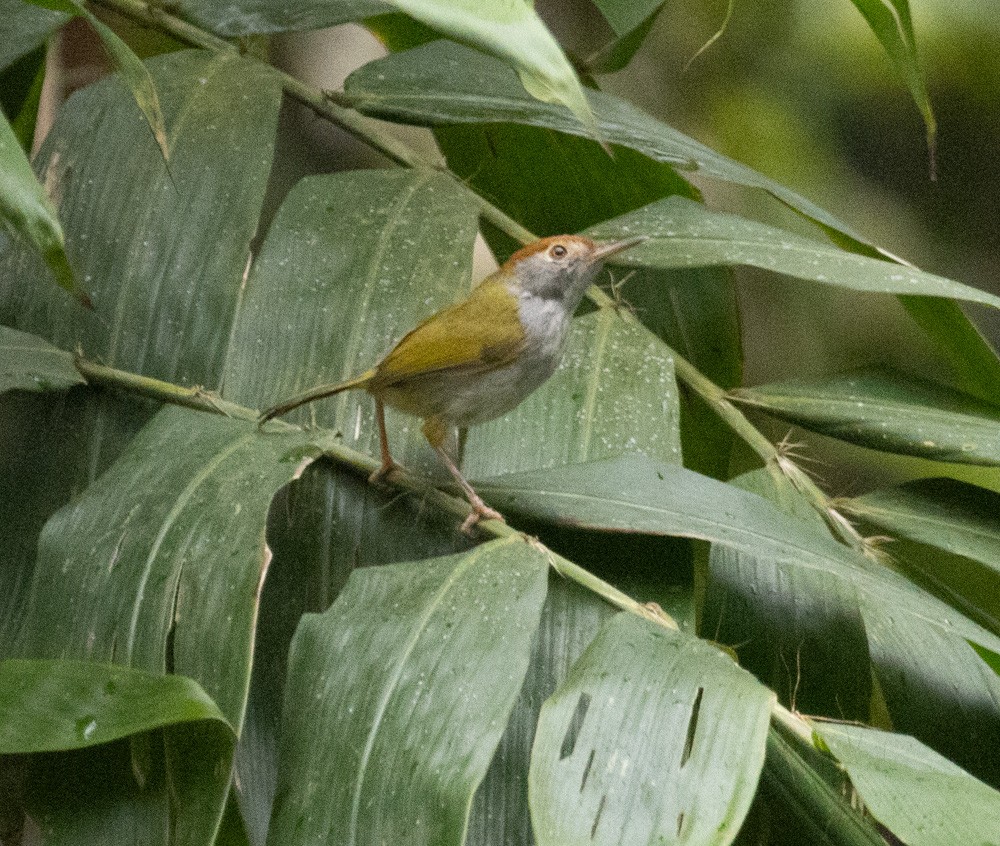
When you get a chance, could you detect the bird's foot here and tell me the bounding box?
[368,459,403,486]
[460,501,505,535]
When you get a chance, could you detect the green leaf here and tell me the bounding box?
[898,296,1000,404]
[587,1,667,74]
[476,454,1000,655]
[0,0,68,71]
[702,471,872,720]
[847,0,936,174]
[842,480,1000,635]
[178,0,600,139]
[11,406,334,840]
[467,578,613,845]
[0,324,83,393]
[587,196,1000,310]
[862,607,1000,785]
[237,462,471,845]
[267,537,549,846]
[0,102,83,304]
[762,722,887,846]
[464,309,682,477]
[845,478,1000,568]
[813,722,1000,845]
[24,0,170,160]
[224,168,479,475]
[732,369,1000,465]
[343,40,892,255]
[529,613,773,846]
[0,658,229,752]
[0,46,280,654]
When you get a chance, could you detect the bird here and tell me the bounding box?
[259,233,647,531]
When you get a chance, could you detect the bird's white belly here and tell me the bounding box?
[440,295,568,427]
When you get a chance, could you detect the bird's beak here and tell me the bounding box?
[590,234,648,263]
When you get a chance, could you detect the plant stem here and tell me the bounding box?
[74,352,677,628]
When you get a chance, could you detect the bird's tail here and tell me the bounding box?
[259,369,377,424]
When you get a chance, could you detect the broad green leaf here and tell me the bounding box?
[732,369,1000,465]
[843,479,1000,635]
[176,0,599,139]
[587,196,1000,310]
[12,405,334,842]
[862,603,1000,785]
[813,723,1000,845]
[0,658,228,752]
[267,537,549,846]
[0,102,81,303]
[225,168,479,476]
[587,0,667,74]
[0,0,67,70]
[476,454,1000,655]
[0,324,83,393]
[845,478,1000,568]
[762,722,887,846]
[15,406,329,726]
[343,40,890,255]
[25,0,170,160]
[0,48,280,641]
[465,308,682,477]
[530,613,773,846]
[847,0,936,172]
[0,47,280,379]
[702,471,872,720]
[467,578,612,845]
[899,296,1000,404]
[237,462,471,846]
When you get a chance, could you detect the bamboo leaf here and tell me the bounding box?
[868,608,1000,785]
[343,40,894,256]
[0,48,280,649]
[530,613,773,846]
[176,0,600,139]
[11,406,333,841]
[0,103,83,304]
[464,309,682,478]
[0,0,68,70]
[845,478,1000,568]
[224,168,479,475]
[24,0,170,160]
[267,537,549,846]
[732,369,1000,465]
[467,579,613,845]
[0,324,83,393]
[588,196,1000,309]
[476,454,1000,656]
[813,722,1000,845]
[702,471,872,720]
[0,658,229,752]
[846,0,936,174]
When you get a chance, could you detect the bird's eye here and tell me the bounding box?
[550,244,568,259]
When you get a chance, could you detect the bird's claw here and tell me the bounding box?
[460,503,504,535]
[368,460,403,486]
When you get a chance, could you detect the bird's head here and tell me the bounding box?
[502,234,647,309]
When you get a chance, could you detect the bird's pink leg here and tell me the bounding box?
[368,399,402,484]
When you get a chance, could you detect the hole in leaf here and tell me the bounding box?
[680,687,704,767]
[677,810,685,836]
[580,748,595,792]
[591,793,607,839]
[560,692,591,760]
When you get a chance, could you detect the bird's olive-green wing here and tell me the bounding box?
[371,278,526,389]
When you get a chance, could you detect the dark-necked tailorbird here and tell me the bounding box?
[260,233,647,531]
